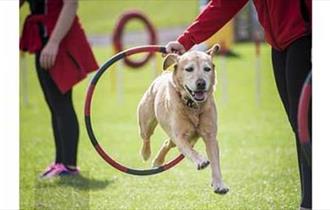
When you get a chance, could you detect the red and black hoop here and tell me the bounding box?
[297,72,312,165]
[113,11,158,68]
[84,45,184,176]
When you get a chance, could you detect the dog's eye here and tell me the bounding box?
[204,67,211,72]
[185,67,194,72]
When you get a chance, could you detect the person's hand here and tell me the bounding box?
[39,41,59,70]
[165,41,186,55]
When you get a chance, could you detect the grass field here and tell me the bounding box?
[20,43,301,210]
[20,1,300,209]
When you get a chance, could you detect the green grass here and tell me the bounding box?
[20,43,301,210]
[20,0,198,35]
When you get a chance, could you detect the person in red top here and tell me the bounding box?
[166,0,311,209]
[20,0,99,178]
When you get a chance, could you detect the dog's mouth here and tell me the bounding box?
[184,85,207,102]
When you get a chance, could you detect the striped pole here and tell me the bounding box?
[255,31,261,106]
[220,55,228,104]
[20,52,30,107]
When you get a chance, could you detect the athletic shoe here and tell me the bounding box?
[40,163,66,179]
[59,166,80,176]
[40,163,80,179]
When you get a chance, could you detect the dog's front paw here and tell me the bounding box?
[195,156,210,170]
[152,157,164,167]
[212,182,229,195]
[140,142,151,161]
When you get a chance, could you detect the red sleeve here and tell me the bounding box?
[177,0,248,50]
[306,0,312,21]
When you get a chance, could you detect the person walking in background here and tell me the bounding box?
[166,0,312,209]
[20,0,98,178]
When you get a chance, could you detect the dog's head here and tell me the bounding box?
[163,44,220,103]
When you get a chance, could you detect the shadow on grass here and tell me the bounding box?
[57,174,113,191]
[34,173,112,210]
[36,173,114,192]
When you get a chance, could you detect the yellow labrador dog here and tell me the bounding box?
[137,44,229,194]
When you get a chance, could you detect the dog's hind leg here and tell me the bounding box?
[137,94,157,161]
[152,139,176,167]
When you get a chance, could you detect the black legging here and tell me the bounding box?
[272,35,312,208]
[35,53,79,167]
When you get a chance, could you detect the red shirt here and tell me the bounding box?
[20,0,99,93]
[178,0,312,51]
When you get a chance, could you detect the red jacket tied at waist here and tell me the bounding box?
[20,15,45,53]
[178,0,312,51]
[20,12,98,93]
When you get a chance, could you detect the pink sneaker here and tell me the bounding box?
[40,163,80,179]
[60,166,80,176]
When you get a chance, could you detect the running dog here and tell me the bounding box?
[137,44,229,194]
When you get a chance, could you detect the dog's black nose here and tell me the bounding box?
[196,79,206,90]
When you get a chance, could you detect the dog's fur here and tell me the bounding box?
[137,44,229,194]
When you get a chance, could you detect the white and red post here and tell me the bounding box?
[254,31,261,105]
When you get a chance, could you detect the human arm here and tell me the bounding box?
[166,0,248,53]
[40,0,78,70]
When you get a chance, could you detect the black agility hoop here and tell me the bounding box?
[84,45,184,176]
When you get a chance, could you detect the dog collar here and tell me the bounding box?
[182,85,200,109]
[172,81,199,109]
[184,96,198,109]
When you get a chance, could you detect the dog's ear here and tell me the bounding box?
[163,53,179,70]
[206,44,221,57]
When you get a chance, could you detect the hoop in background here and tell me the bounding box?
[112,11,158,68]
